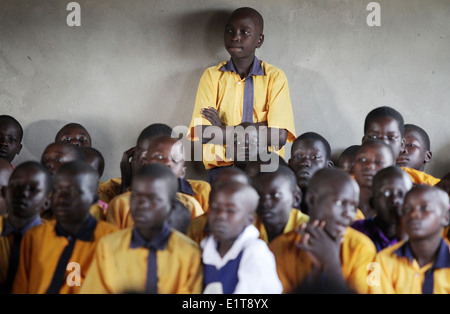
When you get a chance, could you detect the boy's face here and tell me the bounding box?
[130,177,172,231]
[57,126,91,148]
[289,139,330,189]
[255,174,295,228]
[4,167,49,219]
[373,175,411,224]
[353,145,393,189]
[363,117,405,158]
[402,189,449,240]
[208,189,253,243]
[396,128,430,171]
[224,12,264,61]
[51,172,95,224]
[145,140,186,178]
[41,144,78,176]
[308,180,359,240]
[0,121,22,163]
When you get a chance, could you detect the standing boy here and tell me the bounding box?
[189,7,295,181]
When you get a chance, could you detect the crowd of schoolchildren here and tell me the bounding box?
[0,7,449,294]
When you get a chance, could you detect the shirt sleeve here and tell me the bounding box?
[234,240,283,294]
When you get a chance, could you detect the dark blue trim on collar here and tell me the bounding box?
[1,216,42,237]
[55,214,98,242]
[130,222,172,251]
[179,178,195,196]
[220,57,264,77]
[395,239,450,268]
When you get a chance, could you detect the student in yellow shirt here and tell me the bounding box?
[362,106,440,185]
[98,123,173,203]
[370,185,450,294]
[54,122,92,148]
[81,164,203,294]
[188,7,295,182]
[12,161,118,294]
[106,135,206,228]
[0,162,51,294]
[288,132,334,215]
[352,139,396,219]
[253,165,308,243]
[270,168,377,294]
[0,158,13,216]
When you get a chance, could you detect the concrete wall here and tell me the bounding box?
[1,0,449,181]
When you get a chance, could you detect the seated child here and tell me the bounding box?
[288,132,334,214]
[362,106,440,185]
[106,136,206,228]
[0,115,23,166]
[40,142,104,221]
[396,124,432,173]
[0,158,13,216]
[98,123,172,203]
[12,161,118,294]
[253,165,308,243]
[202,181,282,294]
[187,167,251,244]
[0,162,51,293]
[270,168,377,294]
[337,145,360,175]
[352,139,396,219]
[188,7,295,182]
[55,123,92,148]
[351,166,413,251]
[80,164,202,294]
[370,185,450,294]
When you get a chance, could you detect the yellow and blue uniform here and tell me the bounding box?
[189,57,296,170]
[269,227,377,294]
[12,215,118,294]
[80,223,203,294]
[369,239,450,294]
[0,215,42,293]
[187,208,309,245]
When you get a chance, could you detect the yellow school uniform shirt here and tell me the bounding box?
[98,178,123,204]
[186,213,209,245]
[189,59,296,170]
[369,239,450,294]
[12,216,118,294]
[269,227,377,294]
[254,208,309,244]
[80,225,202,294]
[401,167,440,186]
[187,179,211,213]
[106,191,204,229]
[444,226,450,244]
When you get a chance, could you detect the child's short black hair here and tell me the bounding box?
[292,132,332,160]
[404,124,430,151]
[364,106,405,137]
[0,115,24,142]
[254,165,298,193]
[81,147,105,177]
[134,163,178,202]
[137,123,173,144]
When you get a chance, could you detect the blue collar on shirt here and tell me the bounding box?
[1,216,42,237]
[130,222,172,251]
[54,214,97,241]
[220,57,264,77]
[394,238,450,268]
[179,178,195,196]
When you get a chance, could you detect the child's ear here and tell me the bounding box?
[16,143,23,155]
[179,166,187,179]
[42,198,51,212]
[424,150,432,163]
[400,138,406,151]
[293,186,302,208]
[256,34,264,48]
[442,209,449,227]
[327,160,334,168]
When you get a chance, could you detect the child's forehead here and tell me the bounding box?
[44,144,75,156]
[59,126,89,136]
[358,144,390,156]
[366,116,401,132]
[0,121,21,134]
[292,138,326,152]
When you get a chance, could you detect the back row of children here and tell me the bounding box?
[0,6,449,294]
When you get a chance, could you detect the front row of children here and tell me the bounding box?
[0,157,449,294]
